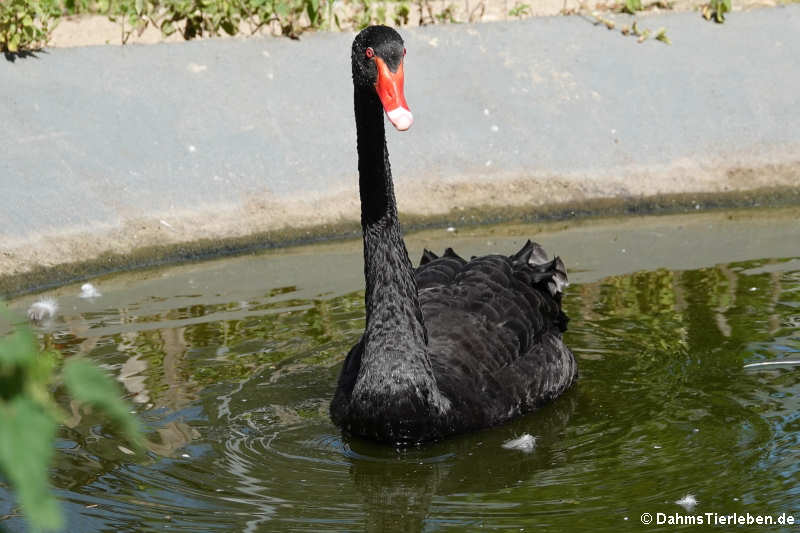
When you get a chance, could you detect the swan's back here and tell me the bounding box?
[416,240,578,433]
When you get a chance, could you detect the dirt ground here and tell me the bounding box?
[48,0,781,48]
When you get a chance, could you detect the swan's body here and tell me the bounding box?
[330,26,577,444]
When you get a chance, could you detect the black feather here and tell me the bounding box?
[420,249,439,265]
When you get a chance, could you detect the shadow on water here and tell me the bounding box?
[2,245,799,531]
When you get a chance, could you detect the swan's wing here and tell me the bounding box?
[415,241,577,427]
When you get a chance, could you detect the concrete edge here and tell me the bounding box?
[3,183,799,299]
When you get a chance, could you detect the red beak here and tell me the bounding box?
[374,56,413,131]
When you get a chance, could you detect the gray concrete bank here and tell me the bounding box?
[1,7,799,293]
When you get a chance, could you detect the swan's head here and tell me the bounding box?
[352,25,413,131]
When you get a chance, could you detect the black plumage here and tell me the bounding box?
[330,25,577,445]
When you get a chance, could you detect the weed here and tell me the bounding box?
[702,0,731,22]
[435,3,457,23]
[508,2,531,17]
[394,2,411,25]
[622,0,642,13]
[0,0,60,53]
[654,26,670,43]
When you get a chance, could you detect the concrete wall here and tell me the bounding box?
[1,7,799,293]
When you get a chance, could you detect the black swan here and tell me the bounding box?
[330,25,578,445]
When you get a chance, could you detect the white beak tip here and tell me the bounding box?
[386,107,414,131]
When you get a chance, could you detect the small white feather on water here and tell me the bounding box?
[80,283,101,299]
[27,298,58,322]
[743,359,800,369]
[502,434,537,453]
[675,493,698,511]
[118,445,135,455]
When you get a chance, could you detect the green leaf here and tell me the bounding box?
[221,19,236,34]
[623,0,642,13]
[306,0,319,25]
[0,397,62,532]
[63,359,144,449]
[135,0,144,15]
[655,27,671,45]
[274,1,288,16]
[0,327,37,371]
[22,15,33,27]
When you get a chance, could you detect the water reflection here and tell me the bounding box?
[345,394,578,532]
[2,255,798,532]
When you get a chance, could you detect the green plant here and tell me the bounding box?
[62,0,93,14]
[622,0,642,13]
[702,0,731,22]
[252,0,324,38]
[0,0,61,53]
[435,2,457,22]
[508,2,531,17]
[393,2,410,25]
[0,304,143,532]
[102,0,327,43]
[105,0,159,44]
[349,0,374,29]
[167,0,243,39]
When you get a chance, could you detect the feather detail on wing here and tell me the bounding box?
[414,240,577,429]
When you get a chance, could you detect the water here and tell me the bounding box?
[2,211,799,532]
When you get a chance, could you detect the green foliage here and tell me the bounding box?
[63,0,94,13]
[622,0,642,13]
[0,0,60,53]
[350,0,375,29]
[393,2,410,25]
[63,359,144,447]
[508,2,531,17]
[111,0,327,40]
[0,326,62,531]
[0,303,143,532]
[0,397,61,532]
[702,0,731,22]
[164,0,243,39]
[654,26,670,44]
[434,3,456,22]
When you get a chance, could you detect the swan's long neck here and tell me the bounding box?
[355,87,427,350]
[343,77,451,443]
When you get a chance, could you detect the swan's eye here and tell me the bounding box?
[365,47,374,59]
[403,48,407,56]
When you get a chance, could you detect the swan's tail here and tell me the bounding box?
[419,247,464,265]
[419,249,439,265]
[419,240,567,297]
[512,240,568,296]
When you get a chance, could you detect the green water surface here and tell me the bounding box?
[2,213,799,532]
